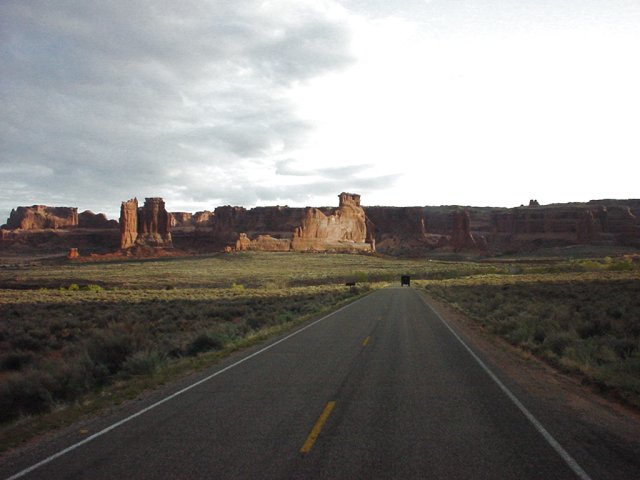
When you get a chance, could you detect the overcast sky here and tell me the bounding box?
[2,0,639,221]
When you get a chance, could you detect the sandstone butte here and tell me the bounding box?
[1,194,640,257]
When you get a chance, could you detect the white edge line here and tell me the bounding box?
[417,292,592,480]
[5,294,371,480]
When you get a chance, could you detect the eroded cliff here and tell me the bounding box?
[3,195,640,257]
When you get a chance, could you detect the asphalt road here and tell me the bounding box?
[2,287,638,479]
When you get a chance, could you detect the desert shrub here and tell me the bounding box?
[0,371,55,423]
[630,319,640,338]
[187,332,225,355]
[246,316,266,330]
[86,331,135,378]
[608,258,634,271]
[44,356,94,401]
[487,318,518,336]
[0,351,34,371]
[80,284,104,292]
[354,271,369,283]
[120,350,165,377]
[544,332,575,356]
[608,338,637,359]
[577,319,612,338]
[10,331,46,352]
[503,314,536,343]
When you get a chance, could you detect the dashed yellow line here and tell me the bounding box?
[362,336,371,346]
[300,401,336,454]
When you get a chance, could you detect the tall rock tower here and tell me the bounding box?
[119,197,173,249]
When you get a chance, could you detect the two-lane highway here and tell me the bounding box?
[3,287,637,479]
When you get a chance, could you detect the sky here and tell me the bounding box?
[1,0,639,221]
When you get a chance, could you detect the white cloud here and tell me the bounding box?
[290,4,640,207]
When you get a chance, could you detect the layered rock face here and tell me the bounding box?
[171,212,193,228]
[171,211,213,228]
[364,206,474,254]
[119,197,172,249]
[450,210,477,251]
[487,203,640,249]
[3,206,78,230]
[235,233,291,251]
[291,193,373,252]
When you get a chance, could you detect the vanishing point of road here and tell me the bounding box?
[2,287,640,479]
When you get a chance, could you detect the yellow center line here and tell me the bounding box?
[300,401,336,454]
[362,336,370,346]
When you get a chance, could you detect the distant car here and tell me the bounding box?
[401,275,410,287]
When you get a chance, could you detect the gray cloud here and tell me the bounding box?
[0,0,356,220]
[275,159,372,178]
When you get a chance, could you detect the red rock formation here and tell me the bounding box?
[171,211,214,228]
[490,205,607,244]
[78,210,118,229]
[450,210,477,251]
[119,197,173,249]
[193,210,213,226]
[171,212,193,228]
[577,209,599,243]
[4,196,640,256]
[235,233,251,251]
[235,233,291,251]
[210,206,247,246]
[119,198,138,249]
[136,198,173,248]
[291,193,373,252]
[364,207,427,255]
[4,206,78,230]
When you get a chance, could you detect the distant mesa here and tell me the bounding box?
[2,194,640,258]
[79,210,118,229]
[4,205,78,230]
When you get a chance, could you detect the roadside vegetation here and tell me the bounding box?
[420,256,640,408]
[1,251,639,451]
[0,285,370,423]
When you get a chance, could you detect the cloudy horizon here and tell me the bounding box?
[2,0,639,222]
